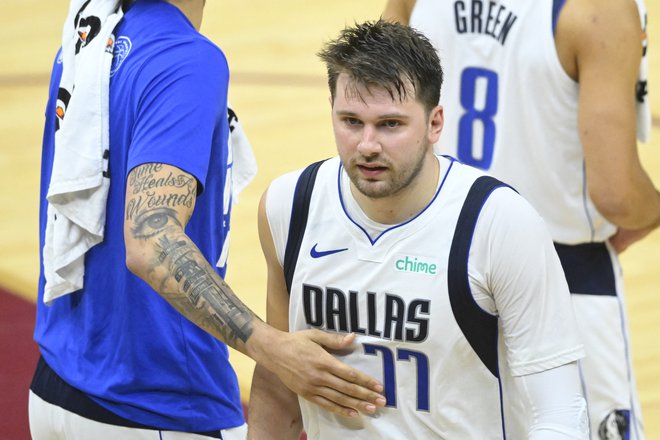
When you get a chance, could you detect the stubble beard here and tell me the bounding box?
[348,142,429,200]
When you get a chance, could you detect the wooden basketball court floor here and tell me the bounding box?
[1,0,659,435]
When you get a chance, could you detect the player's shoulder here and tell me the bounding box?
[445,157,543,226]
[443,156,515,195]
[268,167,305,199]
[148,33,227,73]
[482,182,551,244]
[269,157,338,198]
[264,159,337,245]
[558,0,640,36]
[117,2,228,78]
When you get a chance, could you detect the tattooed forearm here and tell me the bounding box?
[125,163,257,348]
[156,236,255,345]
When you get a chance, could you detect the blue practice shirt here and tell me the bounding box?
[34,0,244,431]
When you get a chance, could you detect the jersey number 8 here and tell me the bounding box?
[457,67,498,170]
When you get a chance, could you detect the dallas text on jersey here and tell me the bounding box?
[302,284,430,343]
[454,0,518,45]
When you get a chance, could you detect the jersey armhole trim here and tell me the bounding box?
[447,176,512,378]
[283,159,327,294]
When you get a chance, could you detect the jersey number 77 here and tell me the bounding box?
[363,343,430,411]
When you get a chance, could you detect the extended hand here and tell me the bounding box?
[264,329,386,417]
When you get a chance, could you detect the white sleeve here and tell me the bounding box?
[516,362,590,439]
[468,188,585,376]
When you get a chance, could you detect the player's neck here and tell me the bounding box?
[167,0,205,30]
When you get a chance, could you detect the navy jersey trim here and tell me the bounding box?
[554,242,616,296]
[447,176,510,379]
[30,356,224,438]
[337,157,456,245]
[283,159,327,293]
[552,0,567,35]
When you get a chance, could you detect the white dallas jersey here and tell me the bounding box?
[266,156,584,439]
[409,0,650,244]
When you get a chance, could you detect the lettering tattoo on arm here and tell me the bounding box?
[125,162,196,233]
[125,163,257,346]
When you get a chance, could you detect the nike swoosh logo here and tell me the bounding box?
[310,243,349,258]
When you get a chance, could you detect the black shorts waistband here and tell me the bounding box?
[30,356,224,438]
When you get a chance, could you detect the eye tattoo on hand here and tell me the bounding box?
[132,207,182,239]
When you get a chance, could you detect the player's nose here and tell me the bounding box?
[357,125,381,156]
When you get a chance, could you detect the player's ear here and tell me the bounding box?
[428,105,443,144]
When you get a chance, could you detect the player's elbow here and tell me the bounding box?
[124,226,153,279]
[590,189,639,228]
[125,241,148,278]
[124,224,190,282]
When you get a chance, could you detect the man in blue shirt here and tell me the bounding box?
[29,1,385,438]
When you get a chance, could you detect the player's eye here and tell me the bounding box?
[344,117,362,126]
[381,120,400,128]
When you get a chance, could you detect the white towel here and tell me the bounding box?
[227,104,257,202]
[635,0,651,143]
[43,0,123,304]
[215,104,257,270]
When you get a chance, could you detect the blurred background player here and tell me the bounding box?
[383,0,660,438]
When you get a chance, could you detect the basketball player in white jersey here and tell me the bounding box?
[247,20,589,439]
[383,1,660,438]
